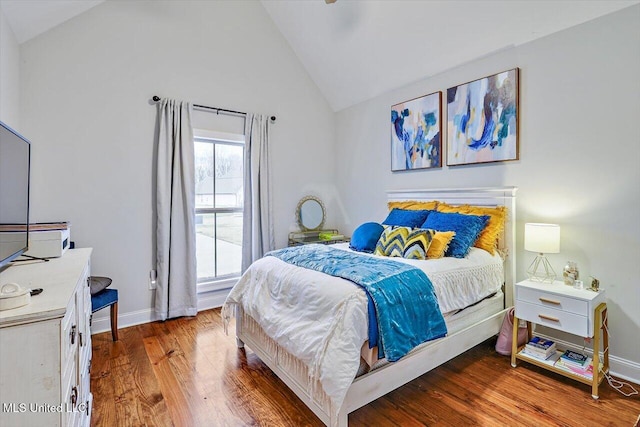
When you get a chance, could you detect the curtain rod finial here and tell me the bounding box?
[270,116,276,122]
[152,95,161,102]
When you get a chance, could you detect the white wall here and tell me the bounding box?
[0,5,20,127]
[18,1,335,325]
[335,6,640,374]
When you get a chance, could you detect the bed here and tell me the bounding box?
[223,187,517,426]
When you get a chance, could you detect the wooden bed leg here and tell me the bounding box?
[236,337,245,348]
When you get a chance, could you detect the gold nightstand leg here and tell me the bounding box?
[602,305,609,373]
[511,314,518,367]
[592,302,608,399]
[511,314,532,367]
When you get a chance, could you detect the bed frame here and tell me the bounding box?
[234,187,517,426]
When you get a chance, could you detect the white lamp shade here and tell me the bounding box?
[524,223,560,254]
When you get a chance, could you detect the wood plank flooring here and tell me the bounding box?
[91,308,640,426]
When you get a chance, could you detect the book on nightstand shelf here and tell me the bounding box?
[558,349,589,367]
[554,356,602,380]
[523,337,557,360]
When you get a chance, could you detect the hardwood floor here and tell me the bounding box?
[91,308,639,426]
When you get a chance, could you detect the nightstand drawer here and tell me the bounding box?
[515,300,589,336]
[517,286,587,315]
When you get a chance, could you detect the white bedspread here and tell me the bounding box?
[223,255,368,417]
[221,245,503,418]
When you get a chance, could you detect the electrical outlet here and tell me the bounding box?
[149,269,157,290]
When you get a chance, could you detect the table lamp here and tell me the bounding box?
[524,223,560,283]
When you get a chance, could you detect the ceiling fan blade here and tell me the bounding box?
[325,0,337,4]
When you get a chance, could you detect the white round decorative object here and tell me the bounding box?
[0,282,31,311]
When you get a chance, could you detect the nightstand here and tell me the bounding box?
[288,229,350,246]
[510,279,609,399]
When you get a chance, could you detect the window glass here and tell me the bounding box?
[195,136,244,282]
[214,144,243,209]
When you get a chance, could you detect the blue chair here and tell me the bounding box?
[89,277,118,341]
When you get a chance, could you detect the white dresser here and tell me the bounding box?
[0,248,93,426]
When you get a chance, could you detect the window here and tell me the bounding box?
[194,130,244,286]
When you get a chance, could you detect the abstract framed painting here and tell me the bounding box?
[446,68,519,166]
[391,91,442,171]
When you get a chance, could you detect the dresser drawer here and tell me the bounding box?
[515,300,589,336]
[62,344,77,399]
[62,360,78,427]
[61,296,78,363]
[517,286,587,315]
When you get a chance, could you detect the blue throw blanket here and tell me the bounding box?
[266,244,447,362]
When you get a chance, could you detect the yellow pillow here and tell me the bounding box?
[427,230,456,259]
[388,200,438,211]
[437,203,506,254]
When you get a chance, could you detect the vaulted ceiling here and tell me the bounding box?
[2,0,638,111]
[262,0,639,110]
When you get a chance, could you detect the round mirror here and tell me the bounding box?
[296,196,326,231]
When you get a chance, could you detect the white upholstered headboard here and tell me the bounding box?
[386,187,517,306]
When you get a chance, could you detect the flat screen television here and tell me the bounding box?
[0,120,31,273]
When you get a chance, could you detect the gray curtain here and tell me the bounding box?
[241,113,275,272]
[155,98,197,320]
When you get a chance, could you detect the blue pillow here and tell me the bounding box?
[350,222,384,253]
[421,211,489,258]
[382,208,432,228]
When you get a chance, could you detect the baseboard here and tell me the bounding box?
[90,307,158,334]
[196,288,230,311]
[90,287,230,335]
[536,332,640,385]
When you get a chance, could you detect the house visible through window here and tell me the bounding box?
[194,129,244,285]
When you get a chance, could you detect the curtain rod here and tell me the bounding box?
[152,96,276,122]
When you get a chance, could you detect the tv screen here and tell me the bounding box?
[0,121,30,272]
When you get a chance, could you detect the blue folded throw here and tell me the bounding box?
[266,244,447,361]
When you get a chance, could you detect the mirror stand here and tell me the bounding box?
[289,196,349,246]
[296,195,326,231]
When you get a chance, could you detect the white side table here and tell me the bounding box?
[510,279,609,399]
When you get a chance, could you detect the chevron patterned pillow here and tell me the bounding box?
[402,228,436,260]
[374,225,410,257]
[374,226,439,260]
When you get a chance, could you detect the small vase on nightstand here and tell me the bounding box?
[563,261,579,286]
